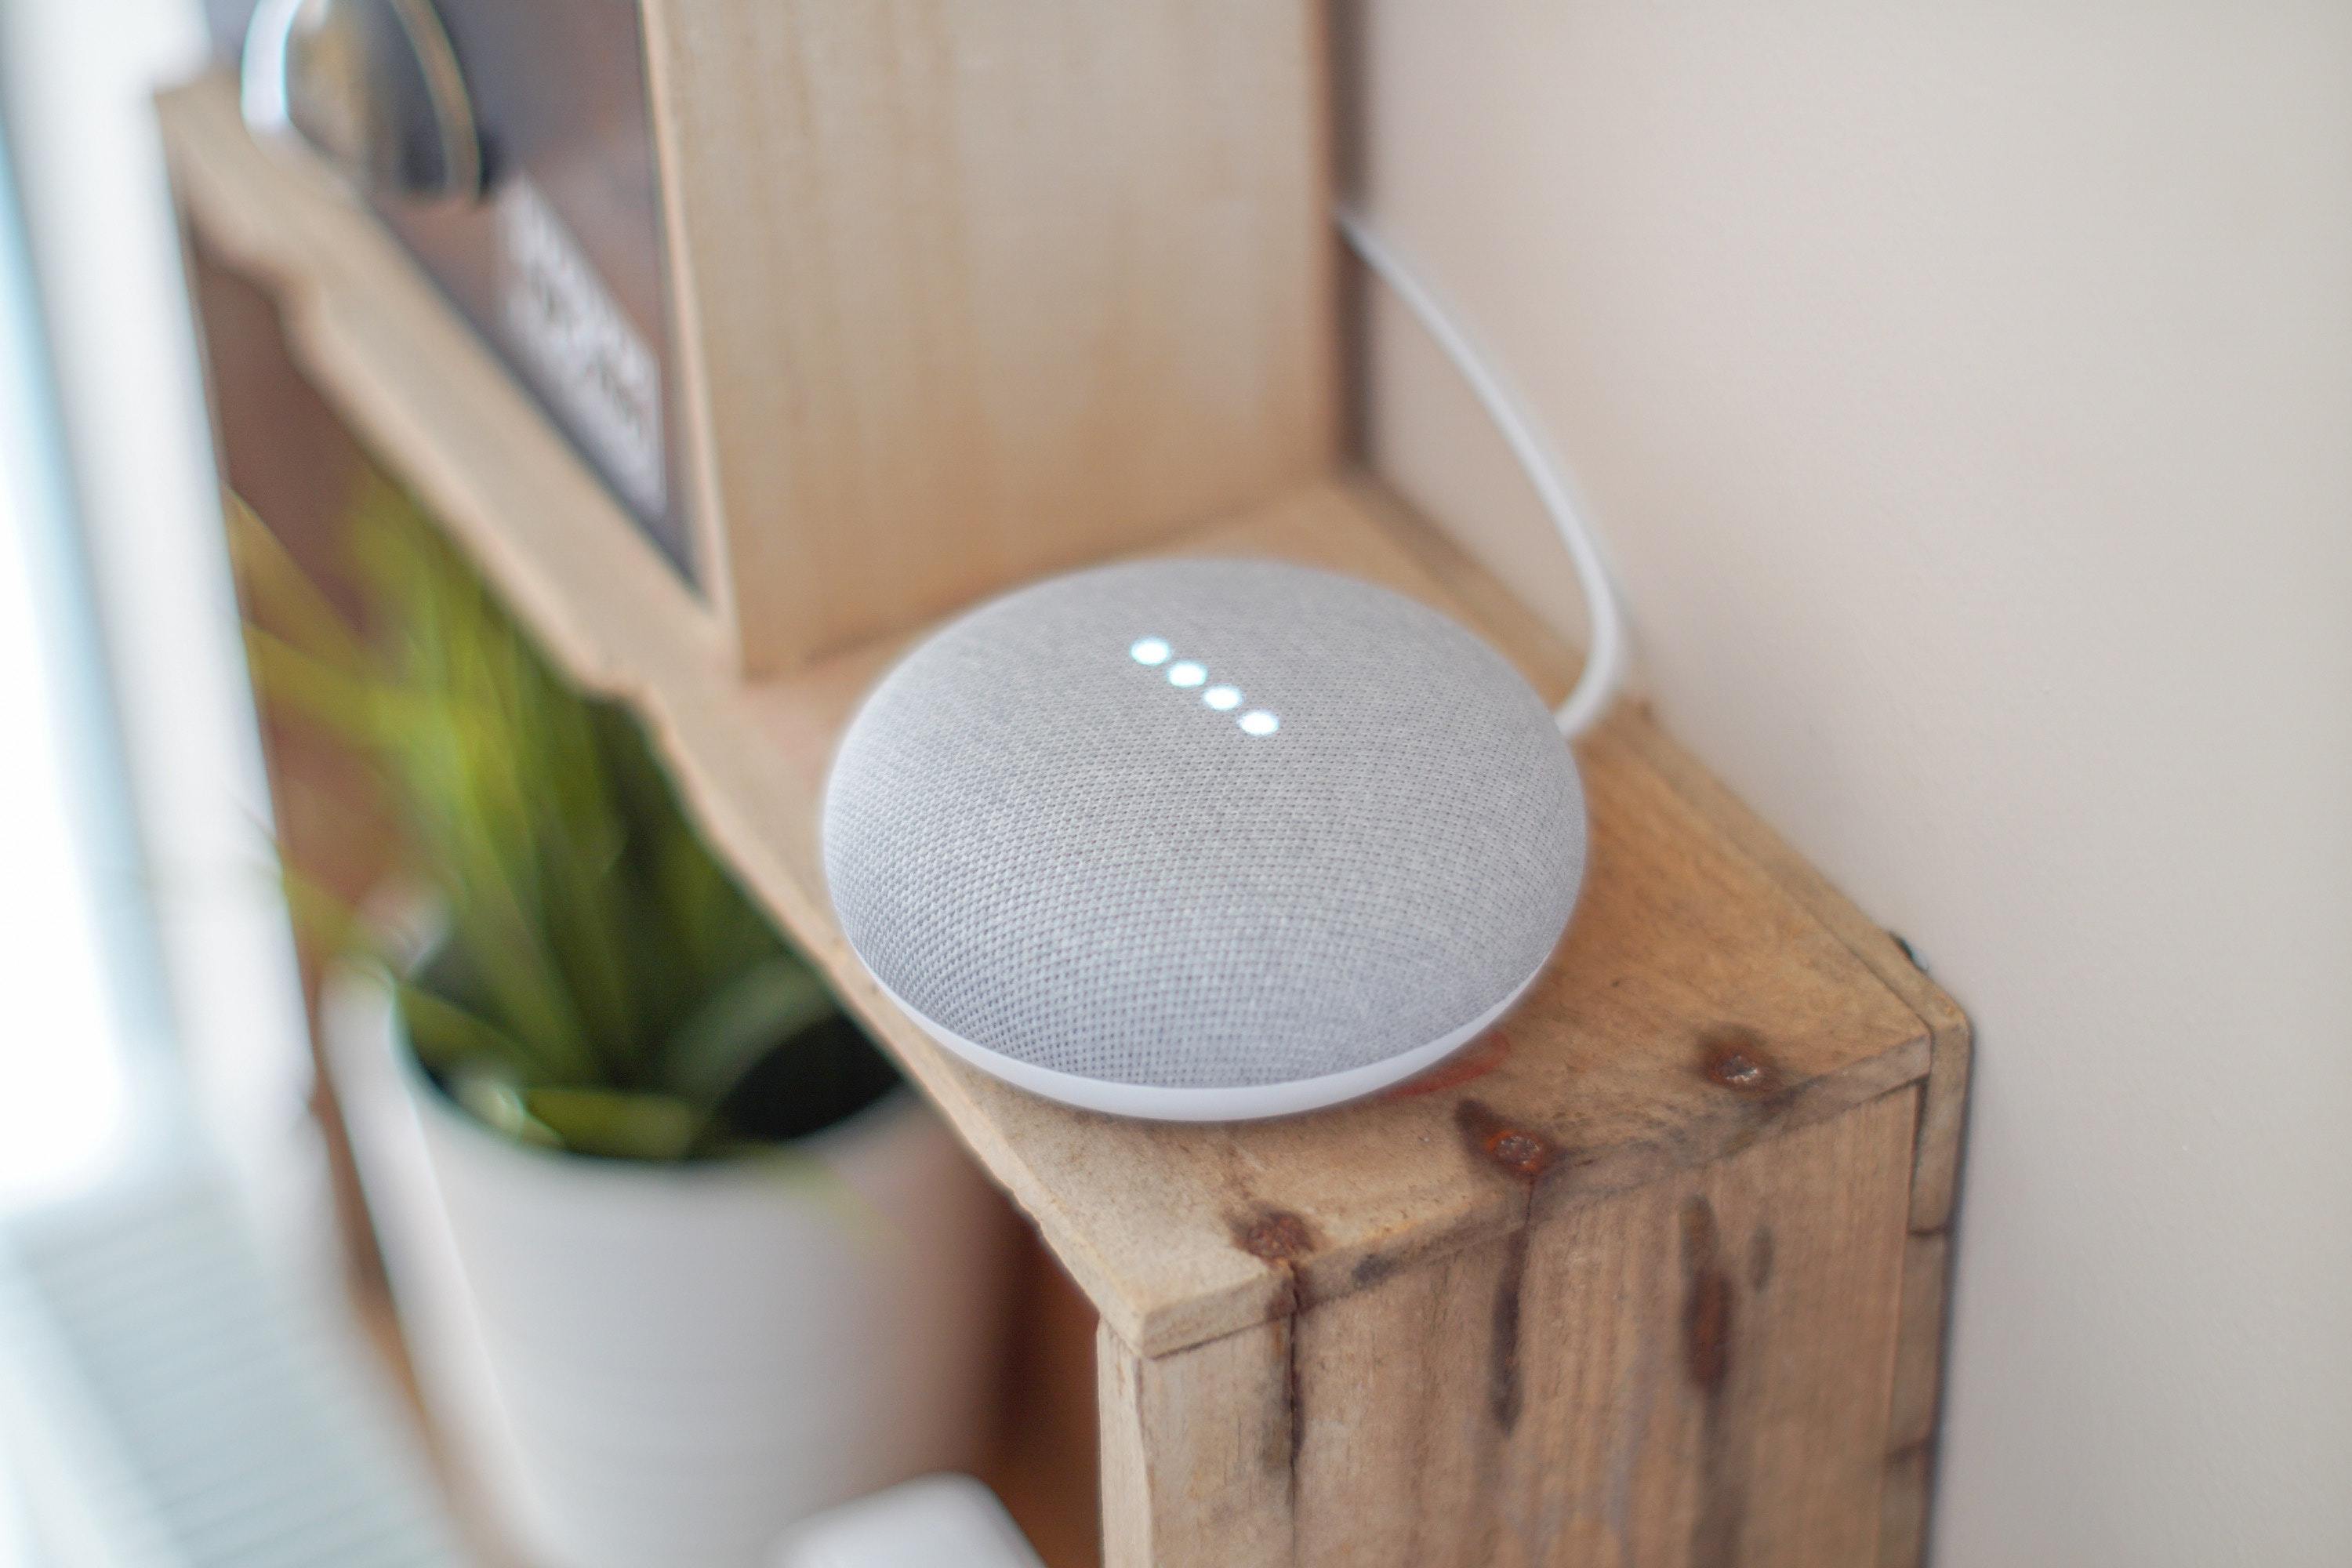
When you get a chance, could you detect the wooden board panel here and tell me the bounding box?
[1101,1091,1918,1567]
[1875,1443,1936,1568]
[1100,1315,1297,1568]
[158,74,1955,1378]
[641,0,1340,671]
[1610,720,1972,1568]
[984,1234,1105,1568]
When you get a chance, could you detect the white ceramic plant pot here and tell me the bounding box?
[321,959,1015,1568]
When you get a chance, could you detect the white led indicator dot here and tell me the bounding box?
[1130,637,1171,666]
[1203,685,1243,712]
[1239,710,1280,736]
[1167,661,1207,688]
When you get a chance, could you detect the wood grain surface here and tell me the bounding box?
[641,0,1340,671]
[1100,1091,1919,1567]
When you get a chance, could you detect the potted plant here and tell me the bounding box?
[234,481,1014,1568]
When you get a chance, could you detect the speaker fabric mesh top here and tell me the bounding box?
[822,559,1586,1119]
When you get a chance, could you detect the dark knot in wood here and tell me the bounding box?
[1679,1196,1733,1392]
[1454,1098,1560,1181]
[1699,1024,1784,1097]
[1232,1208,1315,1264]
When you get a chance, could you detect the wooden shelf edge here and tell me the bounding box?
[1610,720,1973,1234]
[160,71,1965,1366]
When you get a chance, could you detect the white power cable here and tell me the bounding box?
[1336,207,1628,740]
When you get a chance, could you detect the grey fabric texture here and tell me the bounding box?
[822,560,1586,1090]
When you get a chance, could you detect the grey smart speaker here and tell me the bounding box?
[821,559,1587,1121]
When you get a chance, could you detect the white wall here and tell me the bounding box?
[1351,5,2352,1565]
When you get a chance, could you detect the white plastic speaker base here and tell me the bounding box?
[866,960,1546,1123]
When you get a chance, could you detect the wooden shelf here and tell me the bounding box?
[162,71,1967,1565]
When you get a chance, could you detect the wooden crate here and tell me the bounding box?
[160,69,1965,1568]
[642,0,1339,673]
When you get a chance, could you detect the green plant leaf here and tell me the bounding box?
[241,626,400,749]
[448,1066,563,1149]
[396,978,554,1082]
[275,859,397,974]
[659,956,840,1112]
[238,475,891,1160]
[381,667,602,1081]
[517,666,644,1077]
[523,1087,702,1161]
[224,492,373,672]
